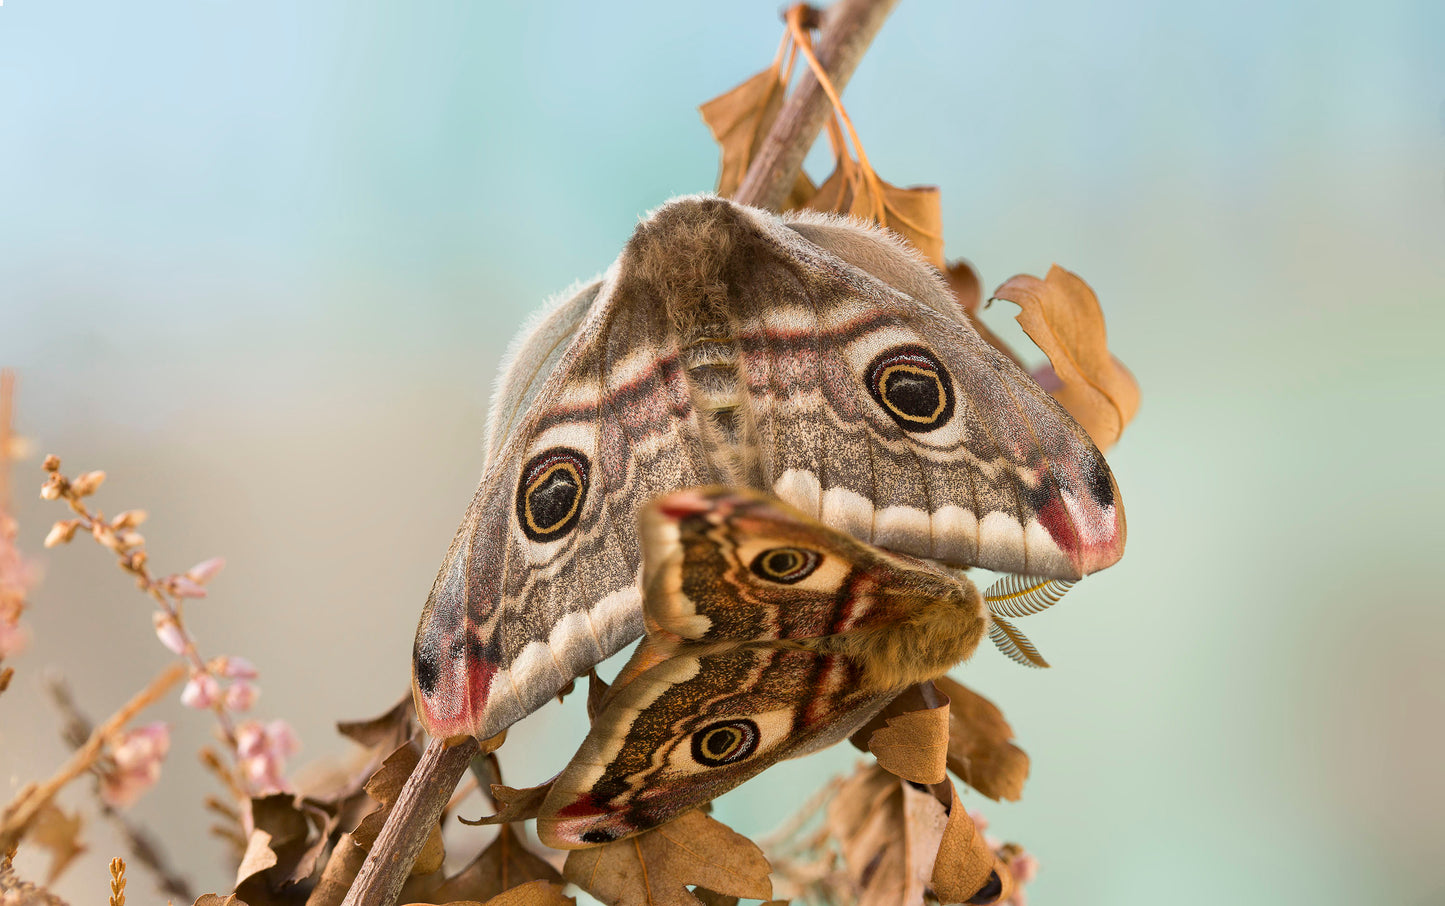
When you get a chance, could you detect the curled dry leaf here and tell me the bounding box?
[195,896,251,906]
[29,802,85,885]
[234,793,338,901]
[805,155,945,269]
[848,683,950,785]
[460,782,552,828]
[400,878,575,906]
[992,265,1139,450]
[930,781,1011,906]
[699,63,788,200]
[945,261,1024,369]
[933,677,1030,802]
[826,763,944,906]
[563,810,772,906]
[430,824,563,904]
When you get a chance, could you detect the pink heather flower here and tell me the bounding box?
[215,655,258,679]
[152,611,187,655]
[224,680,258,712]
[169,575,207,599]
[185,557,225,585]
[967,809,990,833]
[180,672,220,709]
[235,719,299,795]
[1009,851,1039,885]
[100,722,170,808]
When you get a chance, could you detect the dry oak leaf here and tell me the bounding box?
[826,763,944,906]
[805,155,945,269]
[933,677,1029,803]
[848,683,949,785]
[993,265,1139,451]
[430,824,564,904]
[401,879,575,906]
[195,896,251,906]
[304,832,366,906]
[699,64,788,199]
[945,260,1024,369]
[930,781,1010,906]
[563,809,772,906]
[461,781,553,827]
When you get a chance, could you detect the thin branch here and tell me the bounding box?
[0,662,186,852]
[338,736,479,906]
[733,0,900,211]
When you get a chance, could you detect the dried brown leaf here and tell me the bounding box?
[700,65,788,199]
[993,265,1139,450]
[863,701,949,785]
[431,825,563,904]
[933,677,1029,802]
[585,670,610,724]
[303,833,365,906]
[401,879,575,906]
[930,780,1006,905]
[826,764,943,906]
[336,696,415,752]
[195,896,250,906]
[945,260,1024,369]
[563,810,772,906]
[461,782,552,828]
[29,802,84,885]
[807,157,945,269]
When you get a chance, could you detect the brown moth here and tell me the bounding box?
[538,486,1002,848]
[413,196,1126,743]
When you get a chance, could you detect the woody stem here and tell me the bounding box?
[733,0,900,212]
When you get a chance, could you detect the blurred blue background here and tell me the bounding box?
[2,1,1442,903]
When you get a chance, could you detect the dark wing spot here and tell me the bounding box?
[581,829,617,845]
[413,639,440,697]
[866,346,956,433]
[515,448,590,542]
[690,719,761,766]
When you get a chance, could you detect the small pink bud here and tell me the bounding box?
[224,681,258,712]
[180,673,220,709]
[69,470,106,497]
[265,720,299,757]
[169,576,207,599]
[152,611,187,655]
[215,655,258,679]
[236,720,267,758]
[185,557,226,585]
[91,522,122,551]
[0,620,31,658]
[1009,851,1039,885]
[100,722,170,808]
[967,809,990,833]
[44,520,80,547]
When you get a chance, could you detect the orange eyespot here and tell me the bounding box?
[749,547,821,584]
[866,345,955,432]
[516,448,589,542]
[691,719,760,767]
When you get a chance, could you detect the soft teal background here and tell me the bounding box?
[2,1,1442,903]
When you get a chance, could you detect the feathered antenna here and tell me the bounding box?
[988,616,1050,669]
[983,576,1076,619]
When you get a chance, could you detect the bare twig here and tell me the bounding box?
[0,662,186,852]
[46,678,196,903]
[338,736,479,906]
[733,0,900,211]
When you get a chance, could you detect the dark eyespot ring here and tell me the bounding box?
[749,547,822,584]
[515,447,590,543]
[691,719,760,767]
[866,345,955,433]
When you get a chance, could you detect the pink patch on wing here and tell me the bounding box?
[1036,494,1124,577]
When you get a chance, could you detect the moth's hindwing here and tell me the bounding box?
[413,196,1124,743]
[536,486,987,849]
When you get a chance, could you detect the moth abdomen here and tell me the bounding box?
[831,574,987,692]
